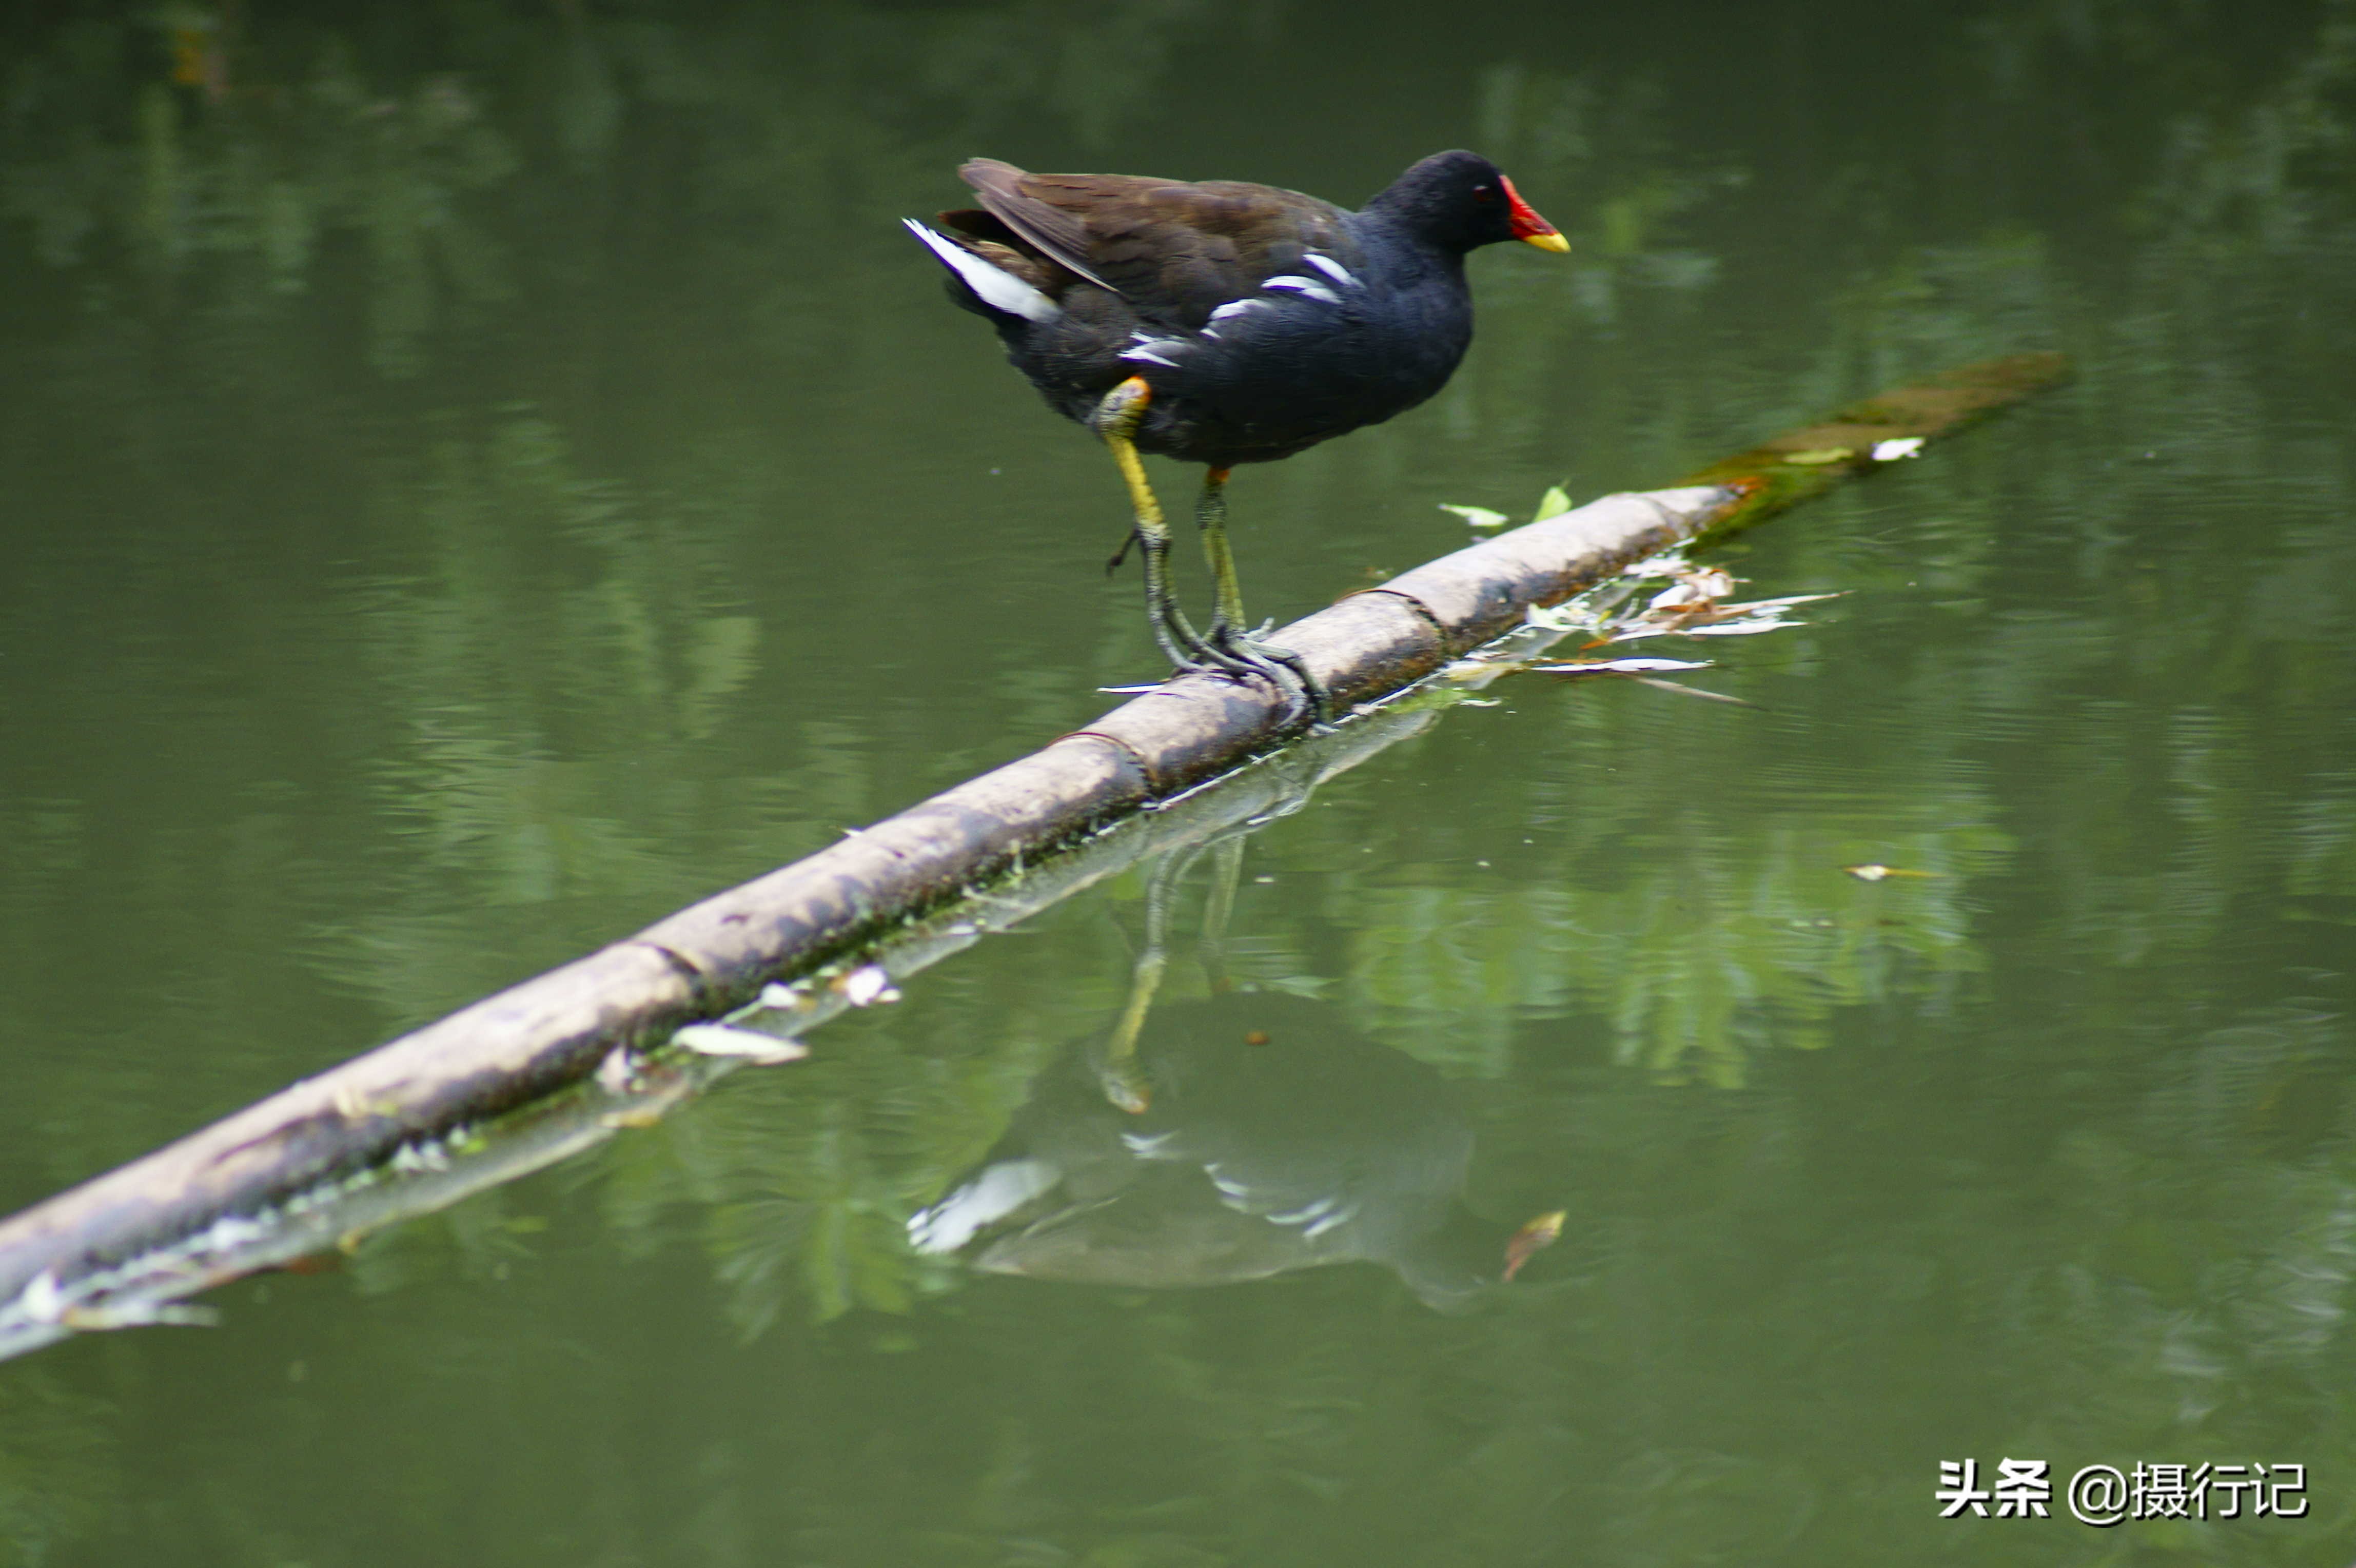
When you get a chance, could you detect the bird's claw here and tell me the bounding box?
[1192,626,1329,732]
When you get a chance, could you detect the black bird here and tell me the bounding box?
[905,151,1569,721]
[906,993,1565,1310]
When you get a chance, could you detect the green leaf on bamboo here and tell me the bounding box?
[1534,485,1575,519]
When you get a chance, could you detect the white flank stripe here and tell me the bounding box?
[1264,276,1343,305]
[1302,1203,1358,1240]
[901,218,1061,323]
[1208,299,1270,323]
[1267,1196,1338,1226]
[1120,348,1183,368]
[1303,253,1359,288]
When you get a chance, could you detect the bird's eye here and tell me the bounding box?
[1474,185,1496,202]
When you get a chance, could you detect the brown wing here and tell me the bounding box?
[955,159,1354,322]
[958,159,1120,291]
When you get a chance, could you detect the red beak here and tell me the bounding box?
[1502,175,1570,252]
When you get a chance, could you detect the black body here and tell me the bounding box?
[921,151,1539,469]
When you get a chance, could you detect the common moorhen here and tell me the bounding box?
[906,993,1566,1310]
[904,151,1569,722]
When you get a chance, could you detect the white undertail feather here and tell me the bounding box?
[901,219,1062,323]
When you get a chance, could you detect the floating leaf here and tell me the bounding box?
[672,1024,810,1064]
[1502,1210,1565,1282]
[1606,590,1844,642]
[1842,864,1939,882]
[1533,485,1575,521]
[1871,437,1925,461]
[63,1300,221,1331]
[1782,447,1854,465]
[1529,657,1715,676]
[1524,601,1591,632]
[1679,619,1808,637]
[1646,566,1737,610]
[1622,548,1694,578]
[1438,503,1510,530]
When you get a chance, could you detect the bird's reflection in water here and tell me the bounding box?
[910,837,1562,1310]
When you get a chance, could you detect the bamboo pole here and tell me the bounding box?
[0,351,2068,1359]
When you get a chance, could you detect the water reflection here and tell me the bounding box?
[914,991,1560,1308]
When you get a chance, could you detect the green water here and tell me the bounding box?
[4,1,2354,1562]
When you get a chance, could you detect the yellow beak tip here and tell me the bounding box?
[1521,231,1573,254]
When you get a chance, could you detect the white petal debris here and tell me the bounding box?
[836,964,901,1006]
[595,1047,640,1095]
[19,1269,64,1324]
[1872,437,1926,461]
[15,1267,222,1333]
[670,1024,810,1065]
[1842,863,1939,881]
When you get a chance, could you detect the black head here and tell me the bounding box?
[1365,150,1569,256]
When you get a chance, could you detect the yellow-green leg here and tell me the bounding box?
[1195,466,1249,638]
[1195,466,1329,727]
[1095,377,1204,672]
[1094,380,1326,726]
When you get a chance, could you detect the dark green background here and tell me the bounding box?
[3,1,2353,1562]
